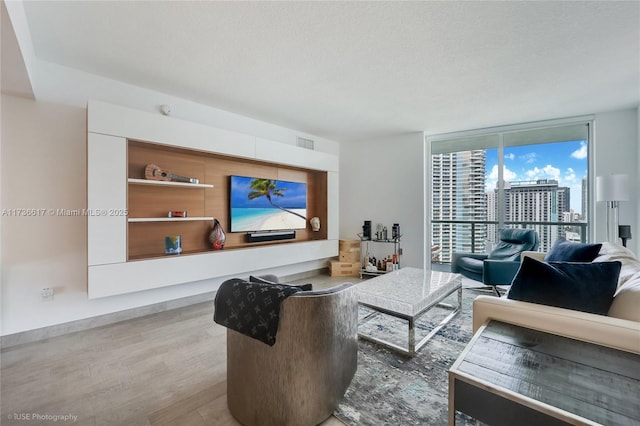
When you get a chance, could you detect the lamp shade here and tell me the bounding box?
[619,225,632,239]
[596,174,629,202]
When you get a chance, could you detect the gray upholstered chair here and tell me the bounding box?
[452,228,539,295]
[226,282,358,426]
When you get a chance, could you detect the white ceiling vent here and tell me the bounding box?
[296,137,315,150]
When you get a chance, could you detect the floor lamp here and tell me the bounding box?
[619,225,632,248]
[596,174,629,244]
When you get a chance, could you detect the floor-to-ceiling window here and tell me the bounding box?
[430,134,498,263]
[427,118,592,264]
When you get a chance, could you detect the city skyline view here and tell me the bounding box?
[485,140,588,215]
[431,137,590,262]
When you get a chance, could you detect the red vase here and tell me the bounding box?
[209,218,226,250]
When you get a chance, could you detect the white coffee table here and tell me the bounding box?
[356,267,462,356]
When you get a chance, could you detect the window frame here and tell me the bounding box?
[424,115,595,268]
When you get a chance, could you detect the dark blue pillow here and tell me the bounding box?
[507,257,620,315]
[544,237,602,262]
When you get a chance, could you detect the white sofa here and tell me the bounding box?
[472,243,640,354]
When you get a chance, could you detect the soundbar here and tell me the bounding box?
[246,231,296,243]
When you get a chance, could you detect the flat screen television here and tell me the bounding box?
[230,175,307,232]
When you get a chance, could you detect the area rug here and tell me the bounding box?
[334,289,484,425]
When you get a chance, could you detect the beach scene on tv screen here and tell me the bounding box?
[230,176,307,232]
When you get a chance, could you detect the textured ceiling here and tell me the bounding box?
[10,1,640,141]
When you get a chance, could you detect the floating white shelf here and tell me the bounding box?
[127,178,213,188]
[128,217,214,223]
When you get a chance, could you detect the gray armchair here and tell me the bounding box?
[452,228,539,295]
[226,282,358,426]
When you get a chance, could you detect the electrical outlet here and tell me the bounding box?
[41,287,54,300]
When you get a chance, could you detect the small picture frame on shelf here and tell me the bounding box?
[165,235,182,255]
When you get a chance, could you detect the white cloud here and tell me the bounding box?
[485,165,499,192]
[504,166,518,182]
[571,142,588,160]
[485,165,518,192]
[519,153,537,164]
[488,164,499,180]
[504,153,515,161]
[484,164,498,192]
[525,164,561,181]
[486,164,584,213]
[487,164,518,181]
[564,167,577,184]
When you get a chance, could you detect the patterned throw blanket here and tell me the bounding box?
[213,278,301,346]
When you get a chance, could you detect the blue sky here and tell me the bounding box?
[230,176,307,209]
[485,140,588,214]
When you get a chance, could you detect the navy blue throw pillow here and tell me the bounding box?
[544,237,602,262]
[507,257,620,315]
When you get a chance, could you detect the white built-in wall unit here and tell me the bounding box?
[88,100,339,298]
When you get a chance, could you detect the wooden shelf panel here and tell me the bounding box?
[128,178,213,188]
[128,141,206,183]
[126,139,329,260]
[128,220,212,259]
[128,184,208,218]
[128,217,214,223]
[127,248,214,261]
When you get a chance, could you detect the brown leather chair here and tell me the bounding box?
[226,283,358,426]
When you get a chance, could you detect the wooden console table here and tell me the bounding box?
[449,320,640,425]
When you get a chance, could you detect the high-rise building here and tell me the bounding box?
[486,189,497,246]
[432,153,574,263]
[581,176,588,221]
[431,150,487,262]
[502,179,570,251]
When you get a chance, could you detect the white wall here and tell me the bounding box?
[339,133,425,269]
[34,60,338,156]
[0,94,336,336]
[336,107,640,277]
[2,56,637,337]
[594,107,639,254]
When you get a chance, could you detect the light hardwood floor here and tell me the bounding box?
[1,274,358,426]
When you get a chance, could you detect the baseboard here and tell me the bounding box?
[280,268,327,283]
[0,291,218,349]
[0,268,327,349]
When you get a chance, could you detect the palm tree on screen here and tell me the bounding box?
[247,179,306,220]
